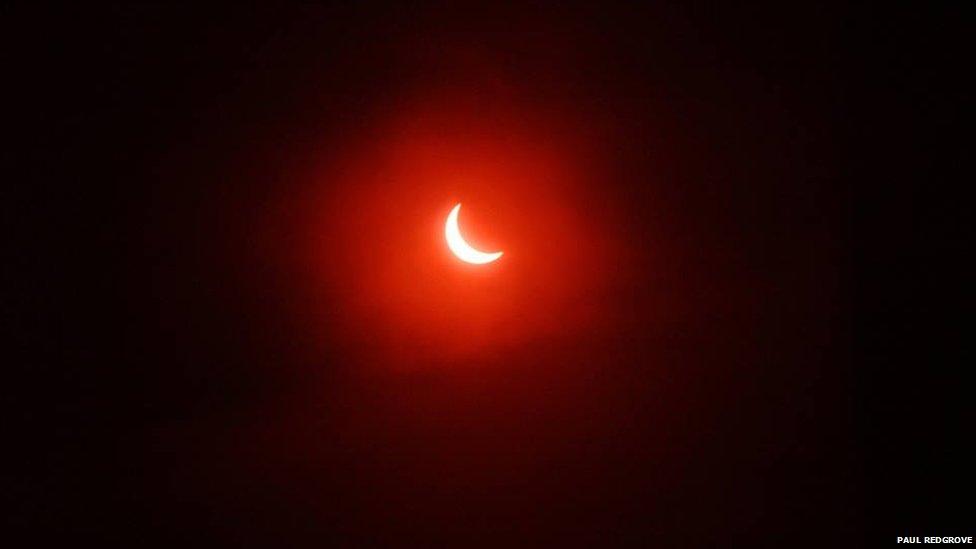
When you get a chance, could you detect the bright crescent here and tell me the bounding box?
[445,203,503,264]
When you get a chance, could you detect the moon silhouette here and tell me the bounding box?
[445,203,503,264]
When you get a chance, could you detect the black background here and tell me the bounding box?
[3,4,969,547]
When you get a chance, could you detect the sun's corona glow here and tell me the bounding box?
[445,203,503,264]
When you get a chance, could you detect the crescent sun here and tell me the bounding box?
[445,203,503,264]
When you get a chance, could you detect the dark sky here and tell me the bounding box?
[4,4,969,547]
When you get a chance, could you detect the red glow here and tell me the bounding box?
[292,88,628,369]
